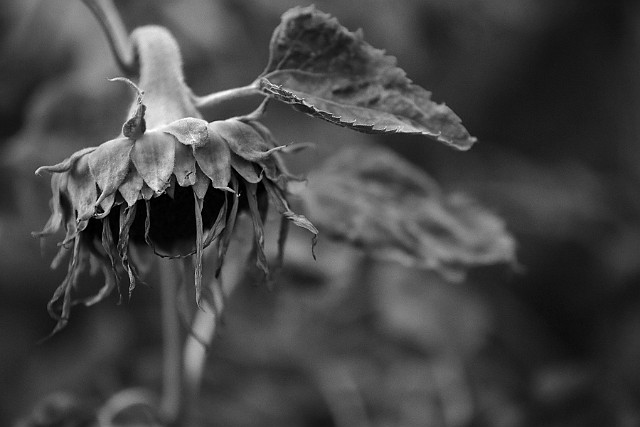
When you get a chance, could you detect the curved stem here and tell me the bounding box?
[82,0,136,75]
[192,82,264,109]
[158,258,183,425]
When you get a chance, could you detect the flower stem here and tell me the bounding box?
[158,258,183,425]
[81,0,136,74]
[192,82,264,109]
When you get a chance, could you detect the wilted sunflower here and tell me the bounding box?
[35,28,317,333]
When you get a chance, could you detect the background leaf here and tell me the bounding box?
[302,146,516,280]
[260,6,476,150]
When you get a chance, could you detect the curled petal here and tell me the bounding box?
[130,131,175,193]
[35,147,97,175]
[88,137,134,208]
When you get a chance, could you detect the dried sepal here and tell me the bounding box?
[118,168,145,207]
[88,137,134,207]
[193,126,231,188]
[162,117,209,147]
[35,147,97,176]
[130,132,175,193]
[67,155,98,222]
[172,138,197,187]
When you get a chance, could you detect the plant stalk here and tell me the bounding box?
[192,82,263,109]
[158,258,183,425]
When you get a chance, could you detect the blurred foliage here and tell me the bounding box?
[2,0,640,426]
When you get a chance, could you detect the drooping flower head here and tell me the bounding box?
[35,26,316,333]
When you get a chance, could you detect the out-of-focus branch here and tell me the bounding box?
[82,0,136,75]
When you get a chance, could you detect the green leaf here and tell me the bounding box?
[302,146,515,280]
[260,6,476,150]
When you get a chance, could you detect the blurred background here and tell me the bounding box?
[2,0,640,425]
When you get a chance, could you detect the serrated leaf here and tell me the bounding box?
[302,146,515,280]
[260,6,475,150]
